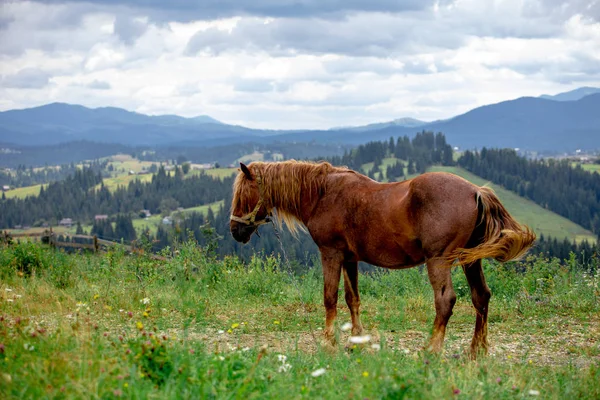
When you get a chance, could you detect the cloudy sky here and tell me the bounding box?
[1,0,599,129]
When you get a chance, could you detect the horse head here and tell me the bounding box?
[230,162,271,243]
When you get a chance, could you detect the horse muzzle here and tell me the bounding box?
[230,222,256,243]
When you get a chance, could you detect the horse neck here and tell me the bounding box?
[261,165,326,223]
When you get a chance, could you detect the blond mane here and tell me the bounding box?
[232,160,349,235]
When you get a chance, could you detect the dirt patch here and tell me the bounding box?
[165,316,600,367]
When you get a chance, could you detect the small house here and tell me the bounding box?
[162,216,172,225]
[2,185,9,192]
[95,215,108,221]
[59,218,73,228]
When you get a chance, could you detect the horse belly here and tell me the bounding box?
[358,237,425,270]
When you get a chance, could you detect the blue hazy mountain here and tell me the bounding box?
[1,91,599,151]
[270,94,600,151]
[0,102,266,146]
[539,87,600,102]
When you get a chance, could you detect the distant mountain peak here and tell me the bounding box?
[539,87,600,102]
[331,116,427,132]
[192,115,223,124]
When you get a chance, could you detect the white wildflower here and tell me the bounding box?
[217,330,225,334]
[340,322,352,332]
[371,343,381,351]
[140,298,150,305]
[311,368,327,377]
[277,354,287,363]
[242,347,250,352]
[5,288,12,292]
[76,302,87,307]
[119,309,124,313]
[278,363,292,373]
[23,343,34,351]
[402,348,410,354]
[349,335,371,344]
[6,299,13,303]
[528,389,540,396]
[218,356,225,361]
[15,294,22,299]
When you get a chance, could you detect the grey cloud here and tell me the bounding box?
[538,0,600,21]
[114,15,148,45]
[1,68,52,89]
[86,80,111,89]
[37,0,442,21]
[186,14,466,57]
[234,79,274,93]
[0,15,14,30]
[177,84,201,96]
[485,51,600,78]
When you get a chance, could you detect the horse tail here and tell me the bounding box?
[447,186,536,266]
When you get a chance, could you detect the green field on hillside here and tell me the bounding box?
[1,242,598,399]
[104,154,159,176]
[428,166,597,243]
[3,184,45,199]
[194,168,237,179]
[580,164,600,173]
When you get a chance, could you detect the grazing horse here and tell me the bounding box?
[229,160,535,356]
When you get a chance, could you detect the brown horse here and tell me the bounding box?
[229,160,535,356]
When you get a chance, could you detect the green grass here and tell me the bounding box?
[199,168,237,179]
[0,241,598,399]
[105,155,158,176]
[4,184,45,199]
[428,166,597,243]
[579,164,600,174]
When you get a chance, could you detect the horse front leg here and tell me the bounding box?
[426,259,456,353]
[321,250,343,346]
[343,261,364,336]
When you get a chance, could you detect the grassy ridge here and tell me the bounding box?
[428,166,597,243]
[0,241,599,399]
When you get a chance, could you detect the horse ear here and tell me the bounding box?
[240,163,253,180]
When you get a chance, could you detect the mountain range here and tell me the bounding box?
[1,87,599,152]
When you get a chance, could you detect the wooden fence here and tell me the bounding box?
[1,228,166,260]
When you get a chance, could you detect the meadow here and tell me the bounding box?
[0,240,598,399]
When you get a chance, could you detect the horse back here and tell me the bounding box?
[308,172,480,268]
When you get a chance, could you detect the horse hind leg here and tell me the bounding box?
[343,261,364,336]
[426,259,457,353]
[462,259,491,358]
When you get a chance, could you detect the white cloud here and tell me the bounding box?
[0,0,599,129]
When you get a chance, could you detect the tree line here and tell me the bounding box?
[0,160,110,189]
[0,166,233,229]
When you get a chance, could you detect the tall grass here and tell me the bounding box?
[0,240,598,399]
